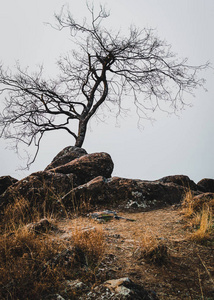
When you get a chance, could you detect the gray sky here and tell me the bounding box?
[0,0,214,183]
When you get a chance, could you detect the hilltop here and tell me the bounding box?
[0,147,213,299]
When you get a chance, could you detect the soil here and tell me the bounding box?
[54,205,214,299]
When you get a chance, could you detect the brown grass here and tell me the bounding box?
[71,224,105,268]
[137,230,168,265]
[0,226,73,299]
[0,194,105,299]
[190,206,213,242]
[182,191,214,242]
[0,189,214,299]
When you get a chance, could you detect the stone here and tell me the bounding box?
[89,210,135,222]
[63,176,187,211]
[64,279,90,293]
[81,277,158,299]
[49,152,114,186]
[197,178,214,192]
[104,278,133,294]
[0,171,75,214]
[45,246,87,269]
[158,175,198,191]
[26,218,57,233]
[45,146,87,170]
[44,294,65,300]
[0,175,18,195]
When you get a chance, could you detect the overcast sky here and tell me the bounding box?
[0,0,213,183]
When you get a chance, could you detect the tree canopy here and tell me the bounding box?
[0,4,208,168]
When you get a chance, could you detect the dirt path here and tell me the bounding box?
[56,206,214,299]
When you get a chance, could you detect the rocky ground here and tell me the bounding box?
[49,205,213,299]
[0,147,213,299]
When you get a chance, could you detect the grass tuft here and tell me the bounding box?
[71,224,105,268]
[182,191,214,242]
[138,231,168,265]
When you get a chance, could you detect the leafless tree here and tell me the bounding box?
[0,4,208,168]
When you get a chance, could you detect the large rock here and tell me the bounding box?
[0,176,18,195]
[0,171,75,214]
[197,178,214,193]
[0,152,114,214]
[63,176,187,210]
[45,146,87,170]
[48,152,114,185]
[158,175,198,191]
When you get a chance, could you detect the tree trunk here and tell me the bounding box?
[75,120,88,148]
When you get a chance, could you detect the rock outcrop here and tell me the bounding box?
[0,149,114,214]
[158,175,198,191]
[0,175,18,195]
[63,176,187,210]
[0,171,74,214]
[1,146,213,215]
[49,152,114,185]
[197,178,214,193]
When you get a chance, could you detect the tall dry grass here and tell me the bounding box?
[0,226,72,299]
[182,191,214,243]
[71,224,105,269]
[137,230,168,265]
[0,189,105,299]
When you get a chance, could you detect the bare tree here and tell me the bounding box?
[0,4,208,168]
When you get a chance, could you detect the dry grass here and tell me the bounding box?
[1,196,41,232]
[0,226,73,299]
[182,191,214,242]
[182,190,195,218]
[190,206,213,242]
[137,230,168,265]
[0,194,105,299]
[1,188,214,299]
[71,224,105,268]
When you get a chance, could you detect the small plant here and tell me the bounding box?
[182,189,195,218]
[138,231,168,265]
[71,224,105,269]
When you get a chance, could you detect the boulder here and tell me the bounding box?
[48,152,114,185]
[0,171,75,214]
[45,146,87,170]
[197,178,214,193]
[0,152,113,214]
[158,175,198,191]
[63,176,187,211]
[0,175,18,195]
